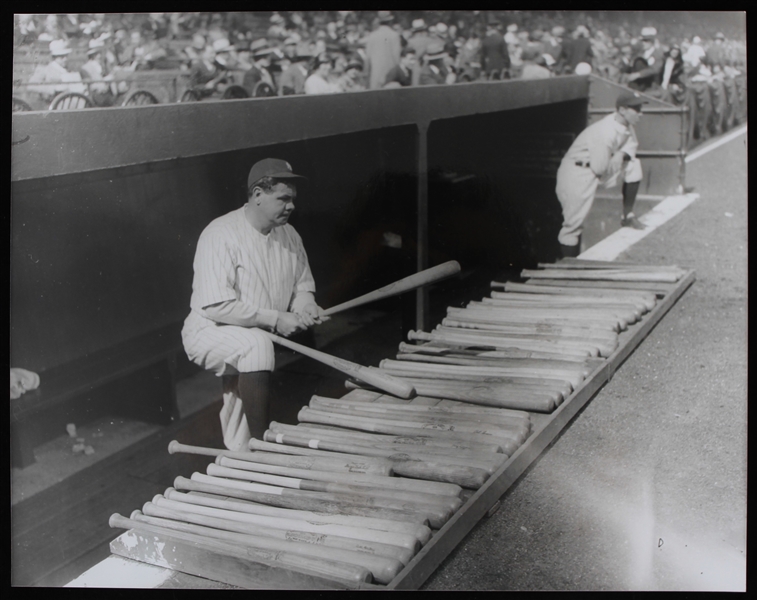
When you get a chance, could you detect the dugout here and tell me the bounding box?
[11,76,591,465]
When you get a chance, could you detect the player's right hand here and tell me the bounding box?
[275,312,306,337]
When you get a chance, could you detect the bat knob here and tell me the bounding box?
[164,487,176,497]
[167,440,179,454]
[152,494,164,504]
[130,509,142,519]
[407,330,420,341]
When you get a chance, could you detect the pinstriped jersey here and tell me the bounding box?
[185,207,316,334]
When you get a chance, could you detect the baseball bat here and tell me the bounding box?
[265,428,506,474]
[478,297,640,323]
[143,499,417,565]
[296,406,518,454]
[397,341,591,363]
[549,258,683,272]
[272,422,513,461]
[323,261,461,316]
[394,351,593,379]
[246,439,395,470]
[189,472,453,527]
[521,268,680,283]
[456,306,623,333]
[153,493,424,553]
[344,378,556,413]
[164,488,433,544]
[496,281,657,310]
[168,440,393,476]
[298,405,526,448]
[262,331,415,399]
[216,455,463,497]
[208,462,463,513]
[308,396,531,436]
[130,508,403,585]
[437,320,618,345]
[108,512,374,587]
[521,277,671,293]
[173,476,431,525]
[309,394,532,422]
[263,431,493,489]
[489,291,648,314]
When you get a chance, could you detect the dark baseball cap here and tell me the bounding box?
[616,91,648,109]
[247,158,307,189]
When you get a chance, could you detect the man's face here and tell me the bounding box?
[251,182,297,228]
[402,53,417,69]
[642,39,653,51]
[620,105,642,127]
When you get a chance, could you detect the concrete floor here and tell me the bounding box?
[11,129,747,591]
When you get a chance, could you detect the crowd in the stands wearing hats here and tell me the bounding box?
[15,11,746,105]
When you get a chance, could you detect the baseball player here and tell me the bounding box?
[555,90,647,258]
[182,158,327,448]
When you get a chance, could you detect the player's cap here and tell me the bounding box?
[412,18,428,31]
[715,32,725,40]
[616,90,648,109]
[248,159,307,189]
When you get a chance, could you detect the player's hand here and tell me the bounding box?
[297,304,331,327]
[274,312,307,337]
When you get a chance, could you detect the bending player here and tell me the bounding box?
[182,158,327,448]
[555,91,648,258]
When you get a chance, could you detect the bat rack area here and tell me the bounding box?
[104,264,696,590]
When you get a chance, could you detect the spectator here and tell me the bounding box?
[27,40,87,102]
[337,58,366,92]
[626,27,665,95]
[504,23,519,46]
[364,11,402,90]
[705,32,727,69]
[279,52,311,96]
[519,47,552,80]
[406,19,434,85]
[80,38,116,106]
[559,25,594,74]
[544,26,565,66]
[682,35,706,69]
[212,38,235,70]
[419,42,454,85]
[481,18,510,80]
[384,46,417,87]
[189,43,227,98]
[183,34,207,67]
[243,40,277,96]
[305,54,340,94]
[661,44,687,104]
[455,29,483,82]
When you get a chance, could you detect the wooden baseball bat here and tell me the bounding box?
[521,268,680,283]
[109,512,374,587]
[272,422,513,461]
[344,378,556,413]
[323,261,461,316]
[298,405,526,448]
[309,394,532,422]
[288,418,506,454]
[168,441,393,476]
[449,306,620,331]
[478,297,640,323]
[143,499,417,565]
[208,461,463,513]
[496,281,657,310]
[173,476,431,525]
[263,432,493,489]
[382,355,583,389]
[437,320,618,345]
[549,258,684,272]
[130,508,403,585]
[246,439,395,471]
[397,341,592,363]
[216,455,464,498]
[266,427,507,474]
[189,472,454,527]
[262,331,415,399]
[153,493,425,553]
[488,291,648,314]
[308,396,531,436]
[296,406,519,454]
[522,277,671,293]
[394,351,593,379]
[164,488,433,544]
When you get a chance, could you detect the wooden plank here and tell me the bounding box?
[386,269,695,589]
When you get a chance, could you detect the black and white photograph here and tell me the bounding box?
[11,10,747,591]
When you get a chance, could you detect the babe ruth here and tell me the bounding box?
[555,91,648,258]
[182,158,327,447]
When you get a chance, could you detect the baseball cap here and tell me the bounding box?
[616,91,648,109]
[248,159,307,190]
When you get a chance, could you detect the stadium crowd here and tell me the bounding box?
[14,11,746,139]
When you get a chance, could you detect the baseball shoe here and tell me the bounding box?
[621,213,647,230]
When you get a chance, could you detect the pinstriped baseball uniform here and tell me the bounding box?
[555,112,642,246]
[181,206,316,376]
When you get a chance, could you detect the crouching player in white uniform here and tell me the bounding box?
[182,158,327,448]
[555,90,647,257]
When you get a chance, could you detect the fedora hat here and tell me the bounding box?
[377,11,394,23]
[49,39,72,56]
